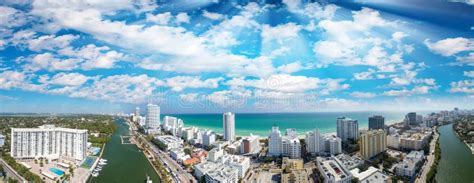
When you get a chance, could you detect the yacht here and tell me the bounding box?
[146,175,152,183]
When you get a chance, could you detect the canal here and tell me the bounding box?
[435,124,474,183]
[88,118,161,183]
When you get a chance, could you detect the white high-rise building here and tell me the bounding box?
[268,126,301,158]
[223,112,235,141]
[305,128,322,155]
[11,125,88,161]
[268,126,283,156]
[146,103,160,133]
[337,117,359,142]
[324,136,342,155]
[202,130,216,147]
[282,137,301,159]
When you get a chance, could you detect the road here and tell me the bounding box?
[139,134,197,183]
[415,126,439,183]
[127,119,197,183]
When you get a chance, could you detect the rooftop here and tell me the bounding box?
[317,157,350,181]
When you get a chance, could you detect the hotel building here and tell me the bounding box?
[268,127,301,158]
[11,125,88,161]
[336,117,359,142]
[360,130,386,159]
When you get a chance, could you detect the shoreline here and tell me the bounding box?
[124,118,166,181]
[452,126,474,155]
[183,121,401,138]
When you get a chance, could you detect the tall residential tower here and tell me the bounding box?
[223,112,235,141]
[336,117,359,142]
[368,115,385,130]
[146,103,160,133]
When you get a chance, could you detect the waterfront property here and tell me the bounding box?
[11,125,88,161]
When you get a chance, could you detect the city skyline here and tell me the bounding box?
[1,0,474,114]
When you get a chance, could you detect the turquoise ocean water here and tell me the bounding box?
[167,111,416,136]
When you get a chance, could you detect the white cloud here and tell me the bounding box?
[313,41,354,60]
[27,34,79,52]
[226,74,348,94]
[146,12,172,24]
[456,52,474,66]
[39,72,90,86]
[392,31,407,42]
[261,23,301,43]
[277,62,303,74]
[165,76,223,92]
[283,0,338,20]
[350,91,376,98]
[19,53,80,71]
[449,80,474,94]
[176,12,190,24]
[0,71,26,89]
[59,44,125,70]
[383,86,432,96]
[226,74,322,93]
[70,74,164,103]
[202,10,224,20]
[206,89,251,107]
[424,37,474,56]
[0,6,29,28]
[179,93,200,103]
[464,71,474,78]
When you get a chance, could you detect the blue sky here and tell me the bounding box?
[0,0,474,114]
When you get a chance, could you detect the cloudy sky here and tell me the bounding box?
[0,0,473,113]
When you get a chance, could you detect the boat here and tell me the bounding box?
[91,172,99,177]
[98,162,107,166]
[146,175,152,183]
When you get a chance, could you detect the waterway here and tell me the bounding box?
[88,118,161,183]
[435,124,474,183]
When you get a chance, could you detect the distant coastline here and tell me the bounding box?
[168,111,408,136]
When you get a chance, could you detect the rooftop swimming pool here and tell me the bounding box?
[49,167,65,176]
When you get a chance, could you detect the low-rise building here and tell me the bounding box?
[224,154,251,179]
[227,140,241,154]
[182,127,196,141]
[195,148,250,180]
[240,135,261,154]
[399,132,431,150]
[316,157,352,183]
[202,130,216,147]
[387,134,400,149]
[335,154,363,170]
[282,169,312,183]
[205,164,239,183]
[282,157,303,173]
[170,148,189,162]
[350,166,390,183]
[324,136,342,155]
[155,135,183,150]
[0,134,5,147]
[395,151,425,178]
